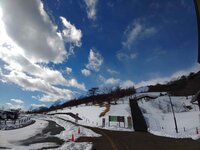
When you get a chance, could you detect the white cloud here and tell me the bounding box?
[105,78,120,85]
[81,69,91,77]
[6,99,24,109]
[4,70,75,102]
[10,99,24,104]
[68,79,86,91]
[107,69,119,75]
[60,16,82,55]
[120,80,134,89]
[31,104,46,107]
[6,103,23,109]
[117,52,137,61]
[0,0,86,102]
[122,22,142,49]
[0,0,67,64]
[0,46,86,90]
[99,75,120,86]
[0,46,84,101]
[146,48,166,62]
[66,67,72,74]
[99,75,135,89]
[122,20,157,49]
[135,63,200,88]
[32,96,39,100]
[86,49,103,72]
[84,0,98,20]
[99,75,134,89]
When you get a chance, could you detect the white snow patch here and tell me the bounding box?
[11,143,57,150]
[0,119,48,148]
[42,115,100,150]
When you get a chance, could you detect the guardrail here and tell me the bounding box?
[0,116,34,130]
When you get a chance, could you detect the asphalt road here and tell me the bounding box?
[14,117,200,150]
[77,127,200,150]
[20,120,65,149]
[59,118,200,150]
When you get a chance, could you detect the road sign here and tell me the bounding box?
[117,116,125,122]
[109,116,125,127]
[109,116,118,122]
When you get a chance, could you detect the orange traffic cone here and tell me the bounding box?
[72,134,74,142]
[196,127,199,135]
[78,127,80,134]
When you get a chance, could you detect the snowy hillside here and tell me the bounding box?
[48,96,133,131]
[48,92,200,140]
[138,94,200,139]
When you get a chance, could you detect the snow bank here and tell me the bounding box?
[45,115,100,140]
[43,115,100,150]
[0,119,48,148]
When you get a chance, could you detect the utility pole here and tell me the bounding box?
[194,0,200,63]
[194,0,200,110]
[168,93,178,133]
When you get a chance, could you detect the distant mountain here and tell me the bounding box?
[148,71,200,96]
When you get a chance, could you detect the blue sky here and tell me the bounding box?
[0,0,199,109]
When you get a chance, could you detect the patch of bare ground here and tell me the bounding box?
[99,104,110,118]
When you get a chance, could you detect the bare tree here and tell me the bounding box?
[112,85,121,104]
[101,86,113,94]
[88,87,99,104]
[88,87,99,96]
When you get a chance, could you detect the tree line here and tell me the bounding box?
[148,71,200,96]
[28,86,136,114]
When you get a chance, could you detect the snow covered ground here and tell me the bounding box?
[0,115,100,150]
[2,92,199,150]
[44,115,100,140]
[0,118,48,148]
[48,97,133,131]
[49,105,105,126]
[48,92,200,140]
[138,95,200,139]
[39,115,100,150]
